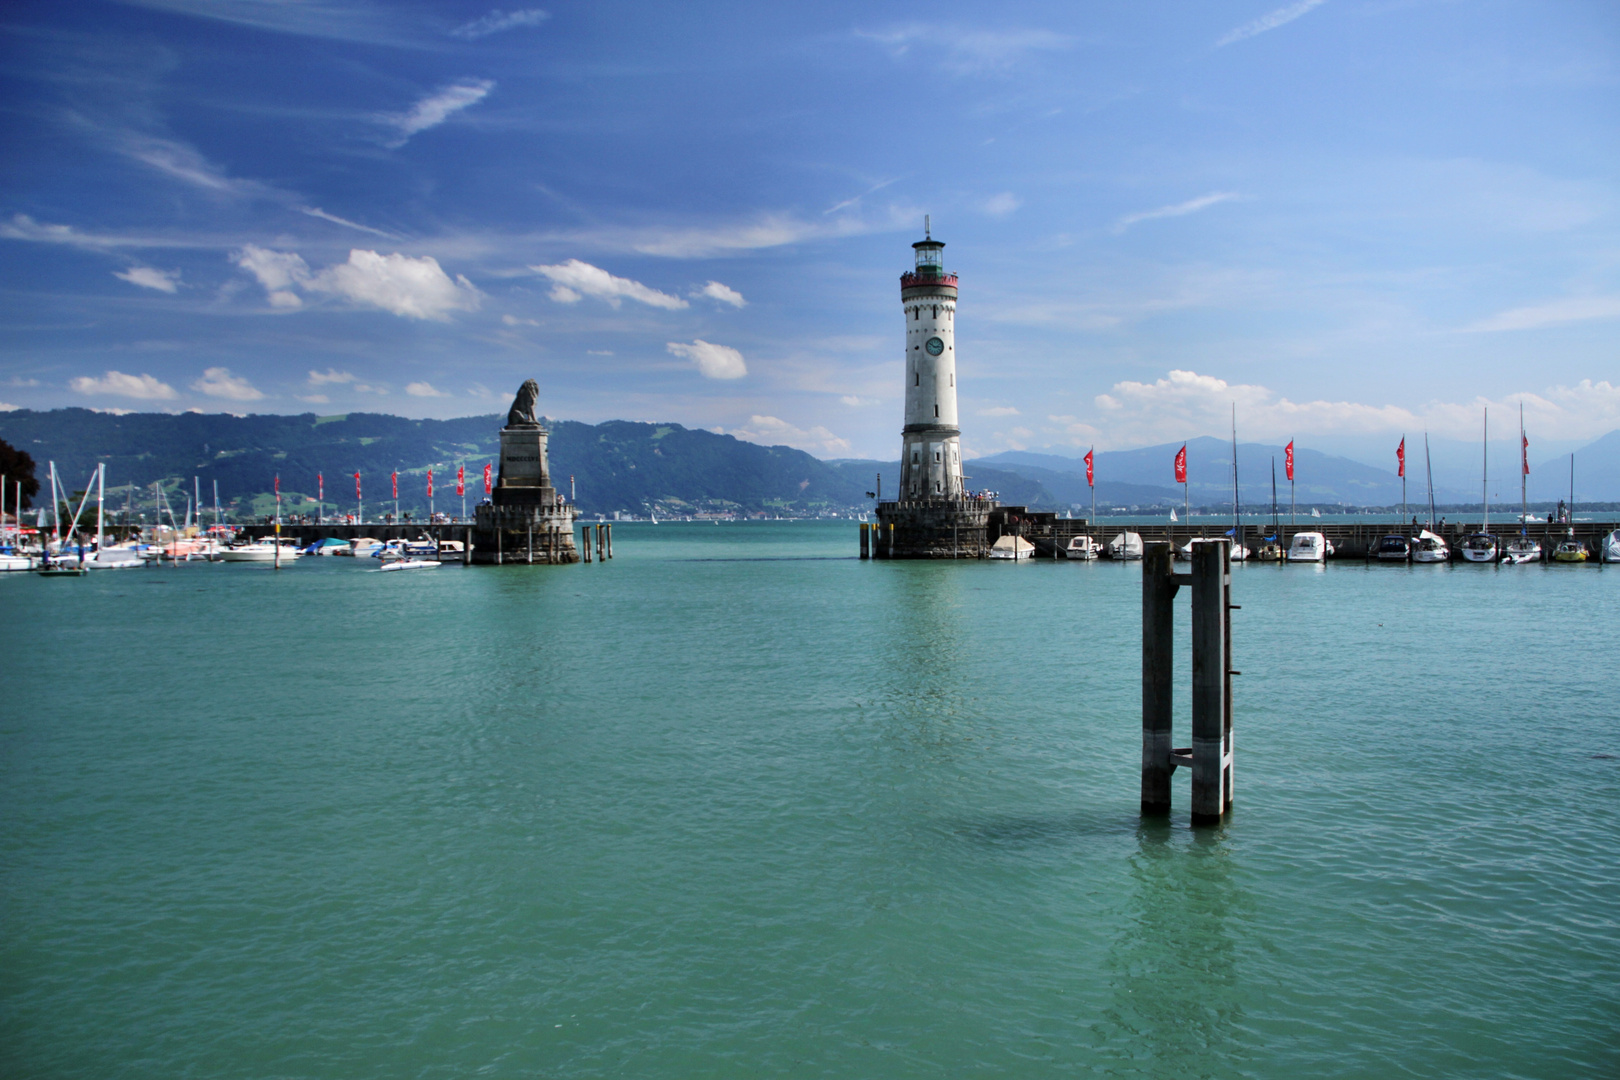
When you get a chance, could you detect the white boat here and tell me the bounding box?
[1106,532,1143,560]
[1186,537,1249,562]
[1459,533,1498,563]
[1411,529,1450,563]
[0,551,36,571]
[1603,529,1620,564]
[1062,535,1100,560]
[989,534,1035,560]
[1286,531,1332,563]
[348,537,382,557]
[378,558,441,572]
[218,539,304,563]
[1501,537,1541,564]
[84,545,145,570]
[1310,507,1321,518]
[1168,508,1178,522]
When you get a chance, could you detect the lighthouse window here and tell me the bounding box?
[932,305,938,318]
[934,404,939,417]
[934,451,941,462]
[949,373,953,386]
[912,451,919,464]
[915,372,919,386]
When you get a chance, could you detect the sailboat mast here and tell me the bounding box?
[1231,406,1240,547]
[96,463,105,554]
[1482,407,1489,533]
[1425,434,1436,530]
[1271,457,1279,539]
[1520,404,1527,533]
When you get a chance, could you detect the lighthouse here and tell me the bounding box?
[870,221,997,558]
[899,221,963,500]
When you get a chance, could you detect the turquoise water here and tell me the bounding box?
[3,522,1617,1078]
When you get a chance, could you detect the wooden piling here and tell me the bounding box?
[464,526,471,565]
[526,524,533,564]
[605,523,612,559]
[860,522,870,559]
[1190,540,1231,824]
[1141,542,1177,815]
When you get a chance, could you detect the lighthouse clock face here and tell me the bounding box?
[925,336,944,356]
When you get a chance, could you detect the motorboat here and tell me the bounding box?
[1602,530,1620,564]
[1106,532,1143,560]
[84,545,145,570]
[1501,537,1541,564]
[348,537,382,557]
[378,558,441,572]
[1186,537,1249,562]
[1286,531,1332,563]
[1411,530,1450,563]
[1062,535,1100,560]
[0,550,37,571]
[218,539,304,563]
[1551,540,1588,563]
[1459,533,1498,563]
[305,538,350,556]
[1373,535,1411,562]
[989,534,1035,560]
[1255,538,1285,562]
[437,539,466,558]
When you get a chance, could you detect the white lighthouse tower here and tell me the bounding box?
[871,221,997,558]
[899,219,964,500]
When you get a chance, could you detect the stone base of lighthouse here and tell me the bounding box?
[873,497,998,558]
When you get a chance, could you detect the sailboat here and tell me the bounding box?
[1255,458,1284,561]
[1551,454,1587,562]
[1168,508,1177,522]
[1502,404,1540,564]
[1310,507,1321,518]
[1411,435,1450,563]
[1460,408,1498,562]
[1227,408,1250,561]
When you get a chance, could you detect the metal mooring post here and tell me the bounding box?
[1141,539,1235,824]
[860,522,870,559]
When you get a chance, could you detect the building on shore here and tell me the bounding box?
[873,223,999,557]
[470,380,579,564]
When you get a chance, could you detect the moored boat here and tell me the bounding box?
[1551,539,1588,563]
[1501,536,1541,564]
[218,539,304,563]
[1411,529,1450,563]
[1106,531,1143,560]
[989,534,1035,560]
[1062,535,1100,560]
[1286,531,1331,563]
[1602,529,1620,564]
[1373,534,1411,562]
[1459,533,1498,563]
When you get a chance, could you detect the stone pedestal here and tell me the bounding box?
[873,498,996,558]
[470,421,578,564]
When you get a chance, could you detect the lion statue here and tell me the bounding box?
[506,379,541,427]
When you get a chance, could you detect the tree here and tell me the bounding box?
[0,437,39,509]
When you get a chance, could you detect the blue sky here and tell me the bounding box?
[2,0,1617,469]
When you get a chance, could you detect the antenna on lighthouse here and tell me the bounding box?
[924,214,931,239]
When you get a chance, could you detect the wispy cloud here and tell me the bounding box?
[531,260,687,309]
[1216,0,1328,48]
[308,368,356,386]
[983,192,1021,217]
[299,206,402,239]
[722,415,849,456]
[114,265,180,292]
[979,405,1021,417]
[693,281,746,308]
[1112,191,1239,233]
[0,214,219,251]
[119,135,280,200]
[384,80,494,146]
[824,177,900,215]
[1466,295,1620,332]
[451,8,549,39]
[192,366,264,401]
[69,370,178,400]
[405,381,448,397]
[234,246,482,319]
[858,25,1071,74]
[667,340,747,380]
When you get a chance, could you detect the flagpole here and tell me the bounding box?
[274,474,281,571]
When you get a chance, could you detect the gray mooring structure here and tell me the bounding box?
[471,380,580,564]
[1142,540,1234,823]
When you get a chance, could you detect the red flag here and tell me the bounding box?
[1522,432,1530,476]
[456,464,465,497]
[391,471,398,499]
[483,463,493,494]
[355,472,361,499]
[274,474,280,495]
[318,473,323,501]
[1396,438,1405,479]
[1084,448,1094,487]
[1285,440,1295,482]
[1174,444,1187,484]
[427,468,433,498]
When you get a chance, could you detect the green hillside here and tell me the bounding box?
[0,409,870,519]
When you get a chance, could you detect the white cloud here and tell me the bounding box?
[451,8,549,38]
[385,80,494,146]
[298,206,400,239]
[1112,192,1239,233]
[234,246,481,320]
[1466,295,1620,332]
[0,401,18,412]
[858,25,1071,74]
[984,192,1021,217]
[587,349,615,356]
[667,339,747,380]
[308,368,356,385]
[191,367,264,401]
[840,395,876,407]
[694,280,746,308]
[980,405,1021,417]
[724,415,851,457]
[1216,0,1328,47]
[532,259,687,309]
[0,214,175,251]
[89,406,135,415]
[114,266,180,293]
[502,314,540,326]
[405,381,448,397]
[69,370,178,400]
